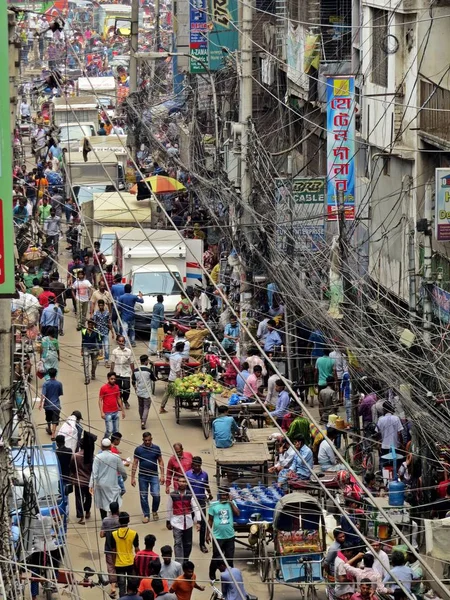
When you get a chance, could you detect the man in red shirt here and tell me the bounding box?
[165,443,193,494]
[134,534,159,577]
[99,371,125,436]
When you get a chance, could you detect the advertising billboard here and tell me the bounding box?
[326,75,355,221]
[435,168,450,242]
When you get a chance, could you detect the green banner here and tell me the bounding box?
[0,7,15,296]
[208,0,238,71]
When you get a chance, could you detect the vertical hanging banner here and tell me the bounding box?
[326,75,356,221]
[0,7,15,296]
[208,0,238,71]
[189,0,208,74]
[435,168,450,241]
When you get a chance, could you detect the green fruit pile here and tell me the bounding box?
[173,373,223,397]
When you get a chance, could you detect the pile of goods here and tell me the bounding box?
[172,373,223,398]
[277,530,323,554]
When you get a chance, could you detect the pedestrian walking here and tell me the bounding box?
[160,547,182,586]
[40,297,63,338]
[71,433,95,524]
[90,438,128,519]
[39,367,62,440]
[72,269,93,330]
[186,457,213,553]
[170,560,205,600]
[99,372,125,436]
[318,376,338,424]
[117,284,144,347]
[81,319,101,384]
[110,511,140,598]
[166,476,201,563]
[111,336,134,409]
[160,342,185,414]
[149,294,164,355]
[218,561,254,600]
[207,487,240,581]
[54,434,72,487]
[39,326,60,379]
[100,501,120,598]
[111,432,128,496]
[134,534,158,578]
[132,355,156,429]
[43,207,61,252]
[91,279,113,315]
[165,444,193,494]
[57,411,83,452]
[131,432,165,523]
[92,299,114,367]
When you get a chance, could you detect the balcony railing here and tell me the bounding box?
[419,77,450,144]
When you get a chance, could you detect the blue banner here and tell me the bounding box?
[190,0,208,73]
[326,76,356,221]
[208,0,238,71]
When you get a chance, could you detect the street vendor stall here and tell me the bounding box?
[172,373,223,438]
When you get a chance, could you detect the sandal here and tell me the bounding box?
[142,516,149,524]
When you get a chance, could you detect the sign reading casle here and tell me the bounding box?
[275,177,326,253]
[435,168,450,242]
[326,76,355,221]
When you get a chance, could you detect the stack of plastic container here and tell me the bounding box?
[230,483,284,524]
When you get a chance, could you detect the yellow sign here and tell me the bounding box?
[333,78,350,96]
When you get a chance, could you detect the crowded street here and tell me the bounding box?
[4,0,450,600]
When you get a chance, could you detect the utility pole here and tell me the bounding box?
[422,181,433,344]
[129,0,139,94]
[154,0,160,53]
[238,0,253,352]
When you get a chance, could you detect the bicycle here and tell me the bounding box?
[345,423,379,475]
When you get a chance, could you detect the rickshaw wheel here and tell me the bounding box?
[201,406,211,439]
[175,397,180,423]
[306,584,317,600]
[266,558,274,600]
[257,535,269,582]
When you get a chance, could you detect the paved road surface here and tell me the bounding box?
[31,242,327,600]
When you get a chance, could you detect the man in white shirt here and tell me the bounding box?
[20,100,31,120]
[111,335,134,409]
[256,317,269,342]
[376,402,403,467]
[161,342,185,413]
[265,372,279,405]
[166,475,200,563]
[72,269,92,330]
[318,428,345,471]
[335,542,358,599]
[268,437,296,487]
[369,540,390,579]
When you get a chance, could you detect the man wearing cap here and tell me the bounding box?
[90,438,128,519]
[207,487,240,581]
[186,457,212,553]
[81,319,102,385]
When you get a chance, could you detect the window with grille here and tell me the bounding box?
[371,8,388,87]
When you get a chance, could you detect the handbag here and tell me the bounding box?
[36,360,46,379]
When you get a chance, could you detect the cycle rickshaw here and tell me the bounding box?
[263,492,327,600]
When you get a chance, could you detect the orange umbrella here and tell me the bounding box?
[129,175,186,195]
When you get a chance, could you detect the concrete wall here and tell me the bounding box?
[367,152,413,300]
